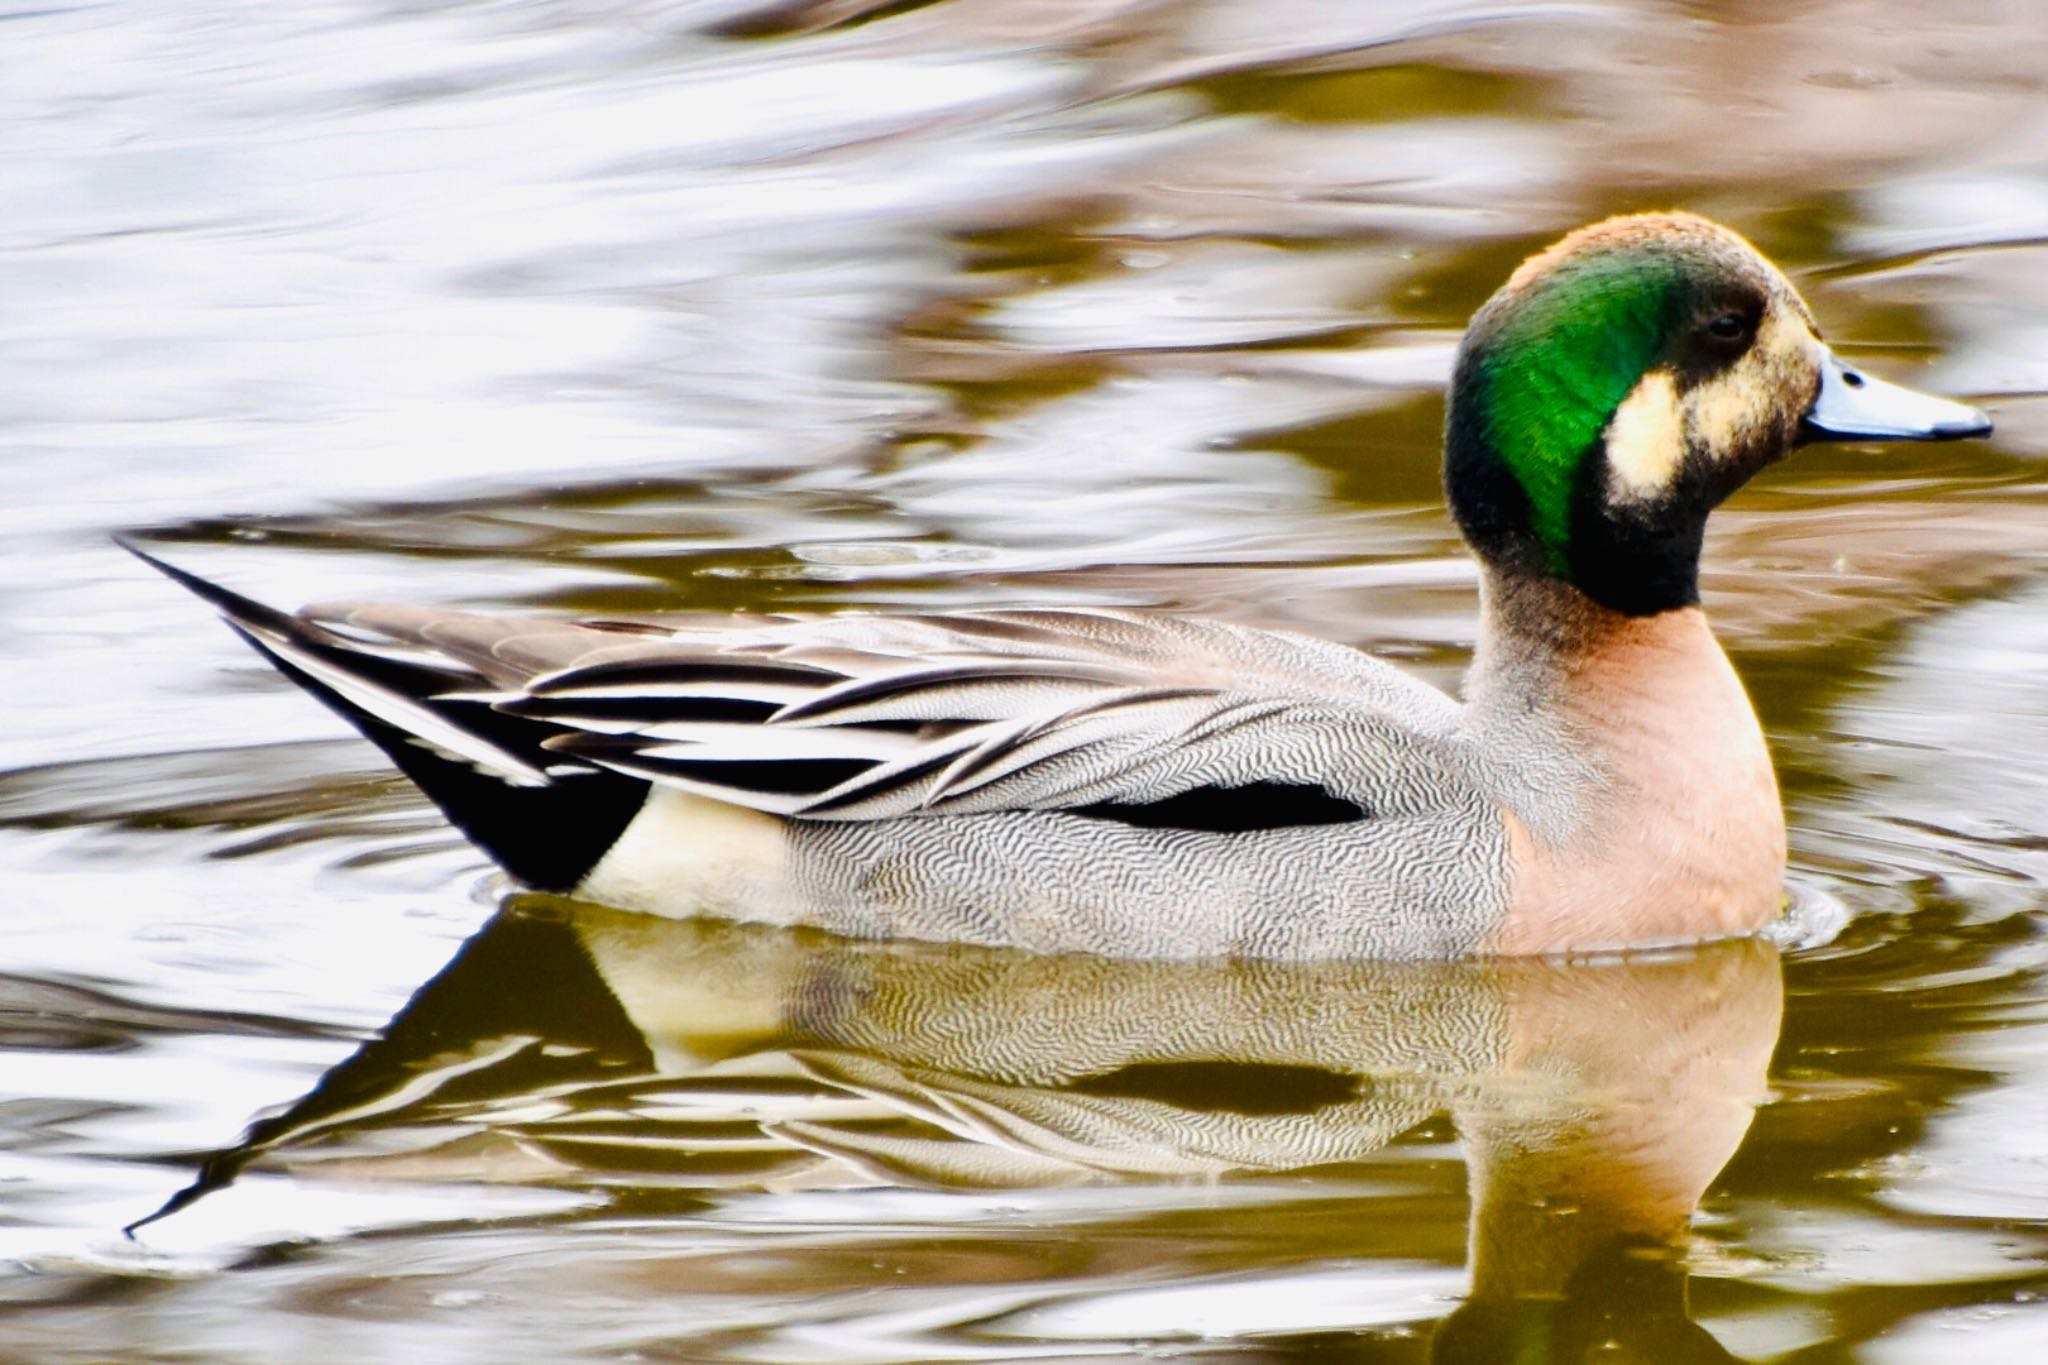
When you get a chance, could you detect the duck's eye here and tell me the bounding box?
[1706,312,1751,343]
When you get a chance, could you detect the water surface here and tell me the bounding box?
[3,1,2047,1359]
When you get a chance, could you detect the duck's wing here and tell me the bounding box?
[310,602,1469,824]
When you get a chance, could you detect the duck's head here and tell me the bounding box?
[1445,212,1990,616]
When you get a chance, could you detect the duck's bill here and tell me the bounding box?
[1801,348,1992,443]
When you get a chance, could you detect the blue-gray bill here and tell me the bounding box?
[1802,348,1992,443]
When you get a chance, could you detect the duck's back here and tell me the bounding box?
[255,589,1517,957]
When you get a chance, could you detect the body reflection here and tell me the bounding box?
[144,903,1780,1359]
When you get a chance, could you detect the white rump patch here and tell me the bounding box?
[578,787,790,921]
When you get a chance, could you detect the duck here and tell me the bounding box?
[129,212,1991,960]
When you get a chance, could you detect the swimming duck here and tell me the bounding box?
[132,213,1990,960]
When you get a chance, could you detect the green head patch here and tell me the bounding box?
[1466,251,1684,562]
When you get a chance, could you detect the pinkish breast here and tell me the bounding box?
[1490,607,1788,954]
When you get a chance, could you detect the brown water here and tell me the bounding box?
[3,1,2047,1359]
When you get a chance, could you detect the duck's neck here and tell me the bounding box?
[1461,564,1786,950]
[1462,569,1646,839]
[1464,568,1696,725]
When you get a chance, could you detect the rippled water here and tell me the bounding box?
[4,1,2047,1359]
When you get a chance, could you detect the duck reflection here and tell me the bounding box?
[141,902,1779,1359]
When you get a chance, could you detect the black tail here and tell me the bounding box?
[122,538,646,891]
